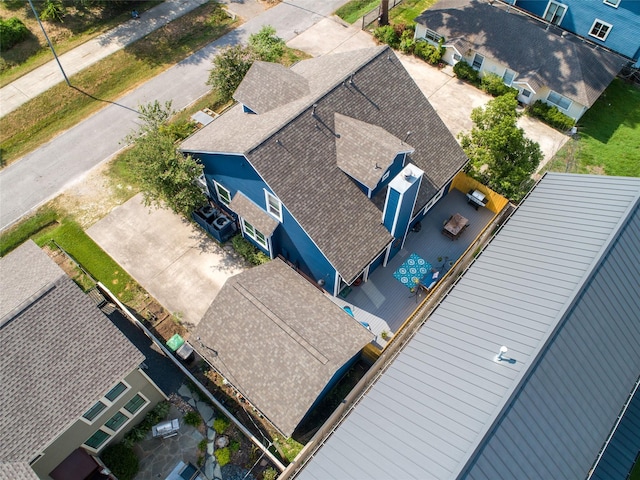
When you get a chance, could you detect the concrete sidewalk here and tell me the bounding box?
[0,0,265,117]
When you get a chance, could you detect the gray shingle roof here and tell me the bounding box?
[182,46,468,284]
[228,191,279,236]
[0,462,39,480]
[0,241,145,464]
[194,259,373,436]
[335,113,414,190]
[295,173,640,480]
[233,61,310,114]
[416,0,626,107]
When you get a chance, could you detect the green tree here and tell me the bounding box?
[207,26,285,102]
[248,25,285,62]
[459,93,542,202]
[126,101,205,217]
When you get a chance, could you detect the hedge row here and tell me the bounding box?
[527,100,575,131]
[0,17,30,50]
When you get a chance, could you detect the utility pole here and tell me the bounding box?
[379,0,389,26]
[27,0,71,87]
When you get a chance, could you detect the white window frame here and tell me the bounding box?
[589,19,612,40]
[213,181,231,206]
[241,219,268,249]
[521,89,532,98]
[502,69,515,86]
[80,380,131,425]
[82,400,107,424]
[103,410,130,433]
[422,28,442,43]
[603,0,620,7]
[472,53,484,70]
[123,393,149,415]
[547,91,573,111]
[453,53,462,62]
[543,1,568,25]
[264,191,283,222]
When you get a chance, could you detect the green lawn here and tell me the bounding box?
[390,0,437,26]
[335,0,381,24]
[544,79,640,177]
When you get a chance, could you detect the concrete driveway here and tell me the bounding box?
[87,194,245,327]
[288,17,568,167]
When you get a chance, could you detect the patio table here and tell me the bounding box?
[393,253,432,289]
[443,213,469,239]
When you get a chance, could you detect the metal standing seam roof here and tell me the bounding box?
[193,259,373,437]
[0,241,145,465]
[416,0,625,107]
[295,173,640,480]
[181,46,468,284]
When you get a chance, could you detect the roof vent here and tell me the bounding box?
[494,345,508,362]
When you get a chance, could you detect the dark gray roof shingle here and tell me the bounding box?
[182,46,468,284]
[416,0,626,106]
[0,241,145,463]
[194,259,373,436]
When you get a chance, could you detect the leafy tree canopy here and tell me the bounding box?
[126,100,205,217]
[459,93,542,202]
[207,25,285,102]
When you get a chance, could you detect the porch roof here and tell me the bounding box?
[228,192,279,236]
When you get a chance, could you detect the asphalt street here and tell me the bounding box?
[0,0,348,231]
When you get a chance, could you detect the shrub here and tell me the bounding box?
[373,25,399,49]
[183,410,202,427]
[527,100,575,131]
[399,29,415,54]
[231,235,270,265]
[198,439,208,452]
[40,0,66,22]
[122,400,170,447]
[213,416,230,435]
[101,443,139,480]
[263,467,278,480]
[160,120,197,143]
[453,60,480,85]
[480,73,518,97]
[214,447,231,467]
[414,40,444,65]
[0,17,30,50]
[230,439,240,453]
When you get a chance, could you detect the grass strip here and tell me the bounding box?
[34,220,139,302]
[544,79,640,177]
[0,207,58,256]
[389,0,437,26]
[335,0,381,24]
[1,3,237,166]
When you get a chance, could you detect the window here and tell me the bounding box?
[124,394,147,415]
[242,219,268,249]
[547,91,572,110]
[105,382,127,402]
[422,28,442,42]
[589,19,612,40]
[543,1,567,25]
[472,53,484,70]
[502,69,515,85]
[522,89,532,98]
[104,411,128,432]
[213,181,231,206]
[453,53,462,62]
[83,401,106,421]
[85,430,110,450]
[265,191,282,221]
[603,0,620,7]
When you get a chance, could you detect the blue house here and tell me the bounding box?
[181,46,468,297]
[507,0,640,67]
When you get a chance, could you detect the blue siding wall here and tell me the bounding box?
[516,0,640,60]
[392,178,420,240]
[196,152,337,292]
[371,153,406,198]
[383,189,400,232]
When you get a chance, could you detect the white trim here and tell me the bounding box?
[603,0,620,7]
[102,410,131,434]
[513,80,537,94]
[80,400,108,425]
[241,218,269,250]
[588,18,612,41]
[502,69,516,86]
[472,53,484,70]
[423,188,444,215]
[543,1,568,25]
[83,429,112,453]
[213,180,231,206]
[264,190,283,222]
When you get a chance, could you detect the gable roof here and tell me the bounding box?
[416,0,626,107]
[0,241,144,465]
[194,259,373,436]
[294,173,640,479]
[182,46,468,283]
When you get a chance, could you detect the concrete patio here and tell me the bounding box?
[329,188,497,346]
